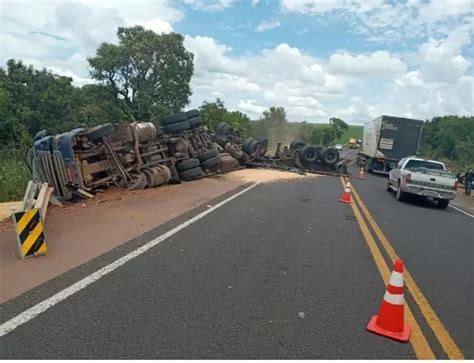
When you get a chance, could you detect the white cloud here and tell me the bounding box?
[255,19,281,32]
[417,27,471,83]
[281,0,474,43]
[336,96,378,123]
[182,0,236,11]
[251,0,260,6]
[126,18,174,34]
[329,51,407,78]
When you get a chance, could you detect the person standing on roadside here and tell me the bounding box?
[464,169,473,196]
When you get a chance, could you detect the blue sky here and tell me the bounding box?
[1,0,473,124]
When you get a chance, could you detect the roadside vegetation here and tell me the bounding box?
[0,25,472,202]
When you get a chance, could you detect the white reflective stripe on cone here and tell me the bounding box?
[389,271,404,287]
[384,291,405,305]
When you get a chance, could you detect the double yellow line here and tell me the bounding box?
[340,177,464,360]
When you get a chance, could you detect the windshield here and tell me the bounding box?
[405,160,445,171]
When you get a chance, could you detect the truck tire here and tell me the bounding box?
[179,166,203,180]
[176,158,200,171]
[161,112,187,126]
[188,116,203,129]
[162,121,190,134]
[436,199,449,209]
[299,145,319,163]
[85,123,114,142]
[224,142,243,159]
[257,137,268,157]
[321,147,340,165]
[201,156,223,169]
[186,109,200,119]
[198,149,218,162]
[243,138,259,158]
[396,182,407,202]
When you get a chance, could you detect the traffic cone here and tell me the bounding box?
[339,182,353,203]
[359,167,366,180]
[366,259,411,342]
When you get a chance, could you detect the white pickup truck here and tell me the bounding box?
[387,157,457,209]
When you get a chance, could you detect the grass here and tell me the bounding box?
[0,149,30,202]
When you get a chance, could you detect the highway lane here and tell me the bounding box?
[1,177,415,359]
[349,167,473,358]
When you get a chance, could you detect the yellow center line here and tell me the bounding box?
[348,180,465,360]
[339,177,435,359]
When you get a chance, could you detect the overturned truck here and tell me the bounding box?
[26,112,348,201]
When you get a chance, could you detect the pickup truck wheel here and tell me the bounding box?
[436,199,449,209]
[396,184,406,202]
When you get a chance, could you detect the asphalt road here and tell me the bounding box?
[1,170,472,359]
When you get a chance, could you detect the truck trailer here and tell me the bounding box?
[356,115,423,174]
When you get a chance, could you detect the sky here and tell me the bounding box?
[1,0,473,124]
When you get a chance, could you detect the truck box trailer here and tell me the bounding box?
[356,115,423,174]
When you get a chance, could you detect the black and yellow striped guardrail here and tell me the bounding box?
[12,208,47,259]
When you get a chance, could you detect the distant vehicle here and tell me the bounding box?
[357,115,423,174]
[387,157,457,209]
[335,144,343,150]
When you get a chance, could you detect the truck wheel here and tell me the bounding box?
[186,109,200,119]
[162,121,190,134]
[201,156,223,169]
[179,166,203,180]
[436,199,449,209]
[396,183,406,202]
[161,112,188,126]
[188,116,203,129]
[176,158,200,171]
[257,137,268,157]
[321,147,340,165]
[299,146,319,163]
[198,149,218,162]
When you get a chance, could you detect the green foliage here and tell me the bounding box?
[199,98,250,133]
[419,115,474,172]
[0,149,30,202]
[309,117,349,146]
[88,26,194,121]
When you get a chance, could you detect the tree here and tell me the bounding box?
[88,26,194,121]
[200,98,250,133]
[310,117,348,146]
[261,106,287,124]
[0,60,79,147]
[329,117,349,140]
[75,84,125,127]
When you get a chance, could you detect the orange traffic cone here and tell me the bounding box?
[339,182,353,203]
[367,259,411,342]
[359,167,366,180]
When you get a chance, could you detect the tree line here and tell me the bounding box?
[1,25,472,167]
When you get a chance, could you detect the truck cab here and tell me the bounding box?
[387,157,457,209]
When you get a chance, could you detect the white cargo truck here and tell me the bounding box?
[356,115,423,174]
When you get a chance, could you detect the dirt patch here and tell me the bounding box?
[220,168,318,184]
[0,201,21,221]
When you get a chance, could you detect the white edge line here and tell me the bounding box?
[449,203,474,218]
[0,182,260,337]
